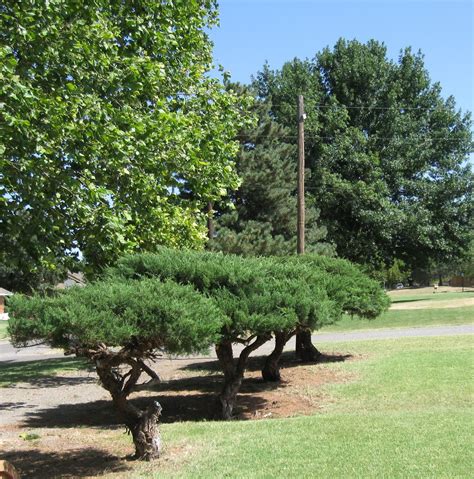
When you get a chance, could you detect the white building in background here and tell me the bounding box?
[0,287,13,321]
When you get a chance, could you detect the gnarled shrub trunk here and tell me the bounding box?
[95,354,162,460]
[216,335,270,419]
[125,401,162,460]
[295,330,321,362]
[261,331,291,382]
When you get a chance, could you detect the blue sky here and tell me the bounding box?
[209,0,473,116]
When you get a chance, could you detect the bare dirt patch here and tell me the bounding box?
[0,351,359,478]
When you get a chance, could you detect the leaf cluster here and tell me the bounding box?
[1,1,254,291]
[254,39,473,269]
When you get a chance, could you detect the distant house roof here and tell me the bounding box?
[56,272,86,290]
[0,288,13,296]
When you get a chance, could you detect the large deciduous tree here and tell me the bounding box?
[254,39,473,271]
[0,0,251,292]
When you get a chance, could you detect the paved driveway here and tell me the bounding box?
[1,323,472,363]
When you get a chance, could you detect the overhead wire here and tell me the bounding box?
[235,134,469,142]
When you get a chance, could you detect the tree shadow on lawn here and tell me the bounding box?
[22,351,351,428]
[2,448,130,479]
[22,386,270,427]
[6,374,97,388]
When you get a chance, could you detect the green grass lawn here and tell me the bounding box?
[390,291,474,303]
[137,334,473,478]
[0,357,91,387]
[320,306,473,332]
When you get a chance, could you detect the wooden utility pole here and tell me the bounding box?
[297,94,305,254]
[206,201,215,241]
[295,95,320,362]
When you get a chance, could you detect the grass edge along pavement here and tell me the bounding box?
[320,305,474,332]
[117,334,472,479]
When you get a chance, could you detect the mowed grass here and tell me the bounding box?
[320,305,473,332]
[123,334,473,479]
[390,291,474,303]
[0,357,91,387]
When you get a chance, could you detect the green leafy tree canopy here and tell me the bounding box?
[254,39,473,270]
[0,0,252,291]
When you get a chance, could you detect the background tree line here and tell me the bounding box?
[211,39,472,281]
[1,0,472,291]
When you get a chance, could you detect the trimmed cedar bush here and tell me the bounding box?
[109,249,335,418]
[262,254,390,380]
[8,278,226,460]
[110,248,389,405]
[8,248,389,458]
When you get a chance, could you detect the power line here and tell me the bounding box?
[260,103,451,112]
[236,134,470,142]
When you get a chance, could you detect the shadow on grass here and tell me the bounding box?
[391,298,430,304]
[22,351,351,427]
[0,357,93,387]
[1,448,129,479]
[181,351,352,375]
[0,401,29,410]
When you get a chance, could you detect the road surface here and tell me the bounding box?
[0,323,472,363]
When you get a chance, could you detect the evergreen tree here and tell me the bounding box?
[210,87,333,257]
[254,39,473,270]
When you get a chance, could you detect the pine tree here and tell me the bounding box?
[210,87,333,257]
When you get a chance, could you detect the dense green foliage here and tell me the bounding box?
[8,278,225,354]
[210,86,332,256]
[110,249,388,338]
[9,247,389,352]
[282,254,390,319]
[111,250,328,337]
[0,0,251,291]
[8,247,386,355]
[254,39,473,269]
[9,248,388,422]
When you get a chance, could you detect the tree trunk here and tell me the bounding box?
[262,332,288,382]
[295,330,321,362]
[95,356,162,460]
[215,335,271,419]
[112,393,162,460]
[127,401,162,460]
[219,374,243,420]
[215,340,240,420]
